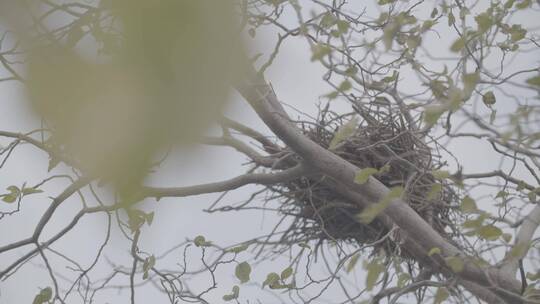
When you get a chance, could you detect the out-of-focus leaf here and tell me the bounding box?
[26,0,238,190]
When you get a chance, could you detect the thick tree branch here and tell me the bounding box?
[236,67,523,302]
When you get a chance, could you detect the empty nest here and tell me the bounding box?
[270,104,459,257]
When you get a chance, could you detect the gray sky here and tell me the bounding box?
[1,1,539,303]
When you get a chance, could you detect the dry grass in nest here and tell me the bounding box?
[270,105,459,257]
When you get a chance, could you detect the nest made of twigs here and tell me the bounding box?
[271,105,459,257]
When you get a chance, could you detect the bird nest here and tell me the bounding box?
[270,105,459,257]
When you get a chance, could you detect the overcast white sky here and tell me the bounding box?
[0,1,539,303]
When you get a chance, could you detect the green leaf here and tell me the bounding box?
[33,287,53,304]
[502,233,513,243]
[142,255,155,280]
[194,235,211,247]
[509,243,529,258]
[460,196,478,213]
[462,214,486,229]
[432,170,450,179]
[528,191,537,203]
[145,212,154,226]
[48,156,60,172]
[222,285,240,301]
[311,44,332,61]
[262,272,280,288]
[320,12,337,28]
[397,273,410,288]
[505,0,517,9]
[357,187,403,224]
[430,8,439,18]
[298,242,311,250]
[489,109,497,124]
[426,183,443,201]
[354,168,378,184]
[22,187,43,196]
[66,25,85,48]
[126,209,147,232]
[228,243,249,254]
[421,20,436,32]
[336,20,350,34]
[328,117,358,150]
[364,259,384,291]
[482,91,496,106]
[475,12,492,33]
[477,225,502,241]
[447,12,455,26]
[338,80,352,92]
[509,24,527,42]
[378,0,396,5]
[235,261,251,283]
[463,72,480,98]
[2,194,17,203]
[406,35,422,49]
[423,106,445,126]
[346,254,360,273]
[382,21,400,50]
[434,287,450,304]
[526,271,540,281]
[450,37,466,52]
[1,185,21,203]
[525,75,540,87]
[281,267,293,280]
[345,66,358,76]
[516,0,532,9]
[382,71,398,83]
[428,247,441,256]
[445,256,464,272]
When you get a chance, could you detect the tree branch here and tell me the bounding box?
[143,164,308,199]
[236,66,523,302]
